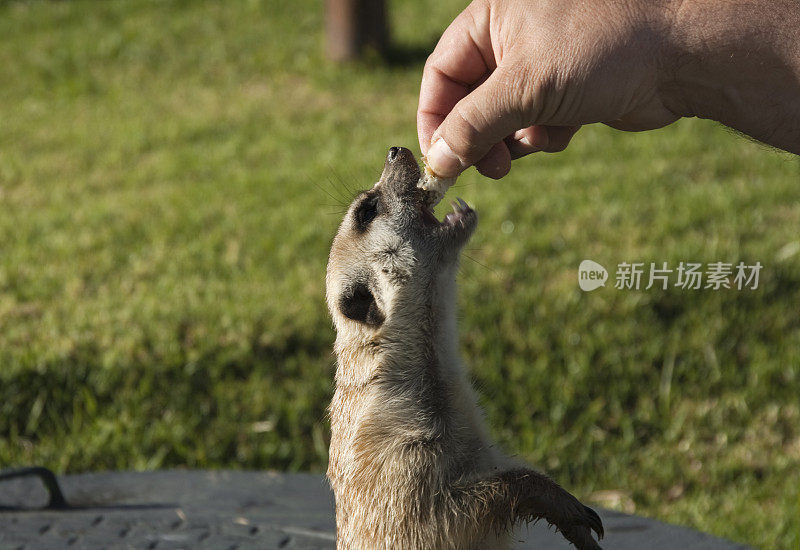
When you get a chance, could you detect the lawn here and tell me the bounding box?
[0,1,798,548]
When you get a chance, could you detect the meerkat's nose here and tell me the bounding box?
[386,146,414,164]
[380,147,421,193]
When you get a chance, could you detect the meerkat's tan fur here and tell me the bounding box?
[326,147,603,549]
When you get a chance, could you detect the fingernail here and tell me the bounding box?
[519,136,540,152]
[427,138,463,178]
[512,129,528,142]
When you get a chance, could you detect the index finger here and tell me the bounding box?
[417,3,496,154]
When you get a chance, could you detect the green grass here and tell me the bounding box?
[0,1,798,548]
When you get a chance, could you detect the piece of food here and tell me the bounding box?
[418,155,456,207]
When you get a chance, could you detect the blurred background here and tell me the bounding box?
[0,1,798,548]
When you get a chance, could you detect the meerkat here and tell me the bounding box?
[325,146,604,549]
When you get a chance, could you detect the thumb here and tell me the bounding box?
[426,66,526,177]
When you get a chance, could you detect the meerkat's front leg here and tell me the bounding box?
[452,468,604,550]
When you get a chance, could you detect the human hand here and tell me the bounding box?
[417,0,681,179]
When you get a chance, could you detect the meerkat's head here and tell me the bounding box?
[326,146,476,341]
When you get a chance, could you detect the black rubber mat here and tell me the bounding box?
[0,470,750,549]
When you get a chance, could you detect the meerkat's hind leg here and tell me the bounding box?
[451,468,604,550]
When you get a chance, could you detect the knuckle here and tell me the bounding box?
[495,68,531,126]
[448,103,489,160]
[529,68,562,122]
[422,52,438,73]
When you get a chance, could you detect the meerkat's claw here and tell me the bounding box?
[583,505,605,539]
[556,503,604,550]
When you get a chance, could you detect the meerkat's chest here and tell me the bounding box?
[327,384,375,485]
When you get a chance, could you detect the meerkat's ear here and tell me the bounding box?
[339,282,384,326]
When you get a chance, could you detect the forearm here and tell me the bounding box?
[659,0,800,152]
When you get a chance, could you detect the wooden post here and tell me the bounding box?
[325,0,388,62]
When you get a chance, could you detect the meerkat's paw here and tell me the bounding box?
[501,469,604,549]
[453,469,603,549]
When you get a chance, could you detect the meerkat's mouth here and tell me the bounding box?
[420,197,475,229]
[409,153,476,234]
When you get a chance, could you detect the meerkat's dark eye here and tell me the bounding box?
[355,195,379,231]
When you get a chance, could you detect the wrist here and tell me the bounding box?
[657,0,800,152]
